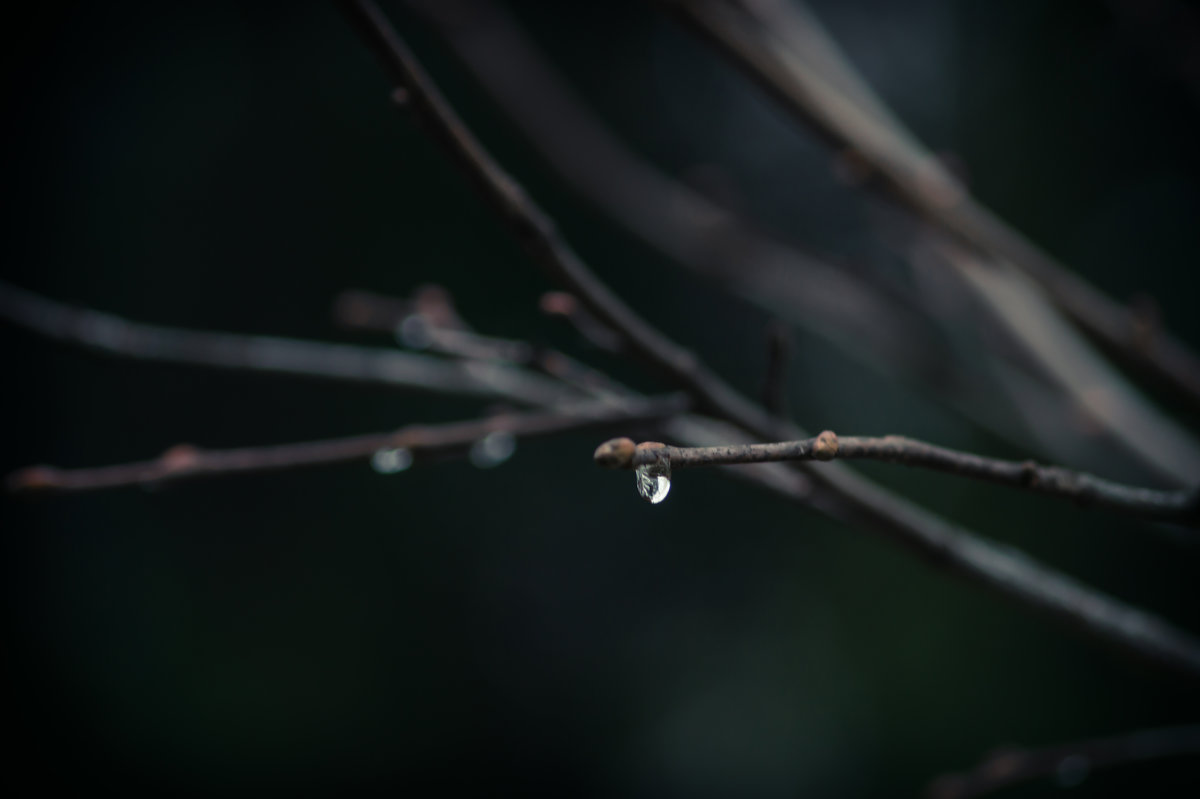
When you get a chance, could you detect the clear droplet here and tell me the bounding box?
[396,315,433,350]
[469,431,516,469]
[635,451,671,504]
[371,447,413,474]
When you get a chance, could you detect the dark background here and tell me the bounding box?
[4,1,1200,796]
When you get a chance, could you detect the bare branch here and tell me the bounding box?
[340,0,1200,678]
[662,0,1200,412]
[925,724,1200,799]
[595,433,1200,527]
[7,394,690,495]
[0,280,577,407]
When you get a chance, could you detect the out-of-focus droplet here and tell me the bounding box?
[396,315,433,349]
[1055,755,1090,788]
[469,431,516,469]
[371,447,413,474]
[635,451,671,504]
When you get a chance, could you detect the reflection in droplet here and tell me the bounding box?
[1055,755,1090,788]
[371,447,413,474]
[635,451,671,504]
[469,431,517,469]
[396,315,433,350]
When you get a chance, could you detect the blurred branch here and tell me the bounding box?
[0,280,576,407]
[595,433,1200,527]
[7,394,689,495]
[663,0,1200,413]
[925,724,1200,799]
[339,0,1200,678]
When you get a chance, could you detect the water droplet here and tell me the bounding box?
[1055,755,1090,788]
[635,451,671,504]
[469,431,516,468]
[396,315,433,350]
[371,447,413,474]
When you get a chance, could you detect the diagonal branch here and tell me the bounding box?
[594,433,1200,527]
[8,394,690,495]
[662,0,1200,414]
[338,0,1200,678]
[925,724,1200,799]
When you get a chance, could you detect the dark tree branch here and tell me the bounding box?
[0,280,576,407]
[339,0,1200,678]
[661,0,1200,412]
[925,724,1200,799]
[595,433,1200,527]
[8,394,690,495]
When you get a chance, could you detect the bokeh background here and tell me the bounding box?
[4,1,1200,796]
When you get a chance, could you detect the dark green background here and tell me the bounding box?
[4,1,1199,796]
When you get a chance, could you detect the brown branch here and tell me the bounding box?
[7,394,690,495]
[661,0,1200,412]
[925,724,1200,799]
[594,433,1200,527]
[340,0,1200,679]
[0,280,577,407]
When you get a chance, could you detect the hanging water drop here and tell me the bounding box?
[469,430,517,468]
[371,447,413,474]
[635,450,671,504]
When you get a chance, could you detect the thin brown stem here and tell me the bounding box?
[0,280,577,407]
[340,0,1200,678]
[595,433,1200,527]
[925,724,1200,799]
[7,394,690,495]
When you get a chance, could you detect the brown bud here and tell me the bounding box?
[812,430,839,461]
[593,437,636,469]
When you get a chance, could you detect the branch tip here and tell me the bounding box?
[594,437,636,469]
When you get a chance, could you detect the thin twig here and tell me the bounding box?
[7,394,690,495]
[594,433,1200,527]
[0,280,576,407]
[662,0,1200,412]
[925,724,1200,799]
[340,0,1200,678]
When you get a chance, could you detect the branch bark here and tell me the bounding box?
[595,433,1200,527]
[8,394,690,495]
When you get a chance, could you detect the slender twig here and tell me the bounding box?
[7,394,690,495]
[340,0,1200,678]
[662,0,1200,412]
[0,280,576,407]
[925,724,1200,799]
[594,433,1200,527]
